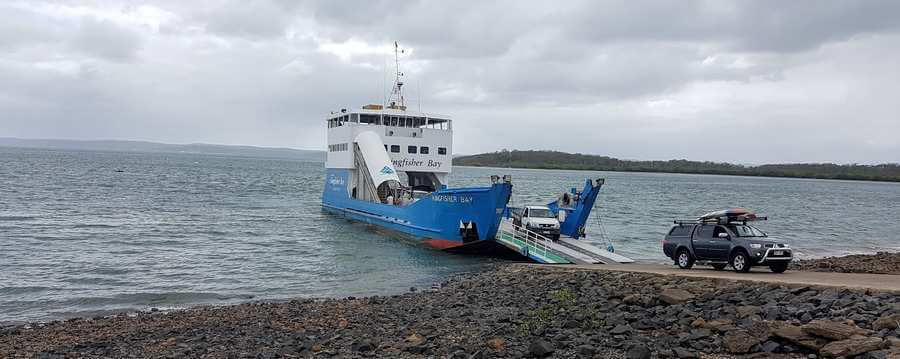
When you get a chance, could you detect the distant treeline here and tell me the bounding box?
[453,150,900,182]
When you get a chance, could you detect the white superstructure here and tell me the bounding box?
[326,105,453,197]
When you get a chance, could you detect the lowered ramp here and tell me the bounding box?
[558,237,635,263]
[494,219,632,264]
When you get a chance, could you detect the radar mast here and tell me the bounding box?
[388,41,405,110]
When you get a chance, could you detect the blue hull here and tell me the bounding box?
[322,169,512,249]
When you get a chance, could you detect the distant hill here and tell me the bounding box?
[453,150,900,182]
[0,138,325,162]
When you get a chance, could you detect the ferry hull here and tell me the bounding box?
[322,169,512,249]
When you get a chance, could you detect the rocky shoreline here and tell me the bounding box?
[792,251,900,275]
[2,263,900,358]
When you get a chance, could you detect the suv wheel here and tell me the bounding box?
[769,261,789,273]
[731,250,751,273]
[711,263,727,271]
[676,249,694,269]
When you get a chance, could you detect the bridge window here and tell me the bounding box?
[420,146,429,154]
[360,114,378,125]
[390,145,400,153]
[438,147,447,155]
[408,146,417,154]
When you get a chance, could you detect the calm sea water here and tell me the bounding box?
[1,147,898,324]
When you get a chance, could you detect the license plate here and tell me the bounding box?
[773,250,783,256]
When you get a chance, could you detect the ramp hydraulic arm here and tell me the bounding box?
[546,178,605,239]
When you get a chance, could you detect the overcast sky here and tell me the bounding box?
[1,1,898,164]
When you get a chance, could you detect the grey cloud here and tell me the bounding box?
[73,17,143,62]
[0,0,898,164]
[0,4,67,51]
[561,1,900,53]
[198,1,298,39]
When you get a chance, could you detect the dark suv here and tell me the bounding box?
[662,222,793,273]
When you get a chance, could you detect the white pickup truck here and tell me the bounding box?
[511,205,561,240]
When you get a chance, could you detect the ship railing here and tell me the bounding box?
[506,222,555,259]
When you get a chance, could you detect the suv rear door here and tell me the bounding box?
[693,224,715,259]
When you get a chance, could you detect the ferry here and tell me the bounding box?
[321,43,512,250]
[321,43,633,264]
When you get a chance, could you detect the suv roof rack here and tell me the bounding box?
[673,217,768,225]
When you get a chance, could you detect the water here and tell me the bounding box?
[1,147,898,324]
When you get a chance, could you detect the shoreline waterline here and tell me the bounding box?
[3,261,900,358]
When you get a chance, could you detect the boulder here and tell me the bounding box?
[746,320,772,342]
[577,345,596,357]
[737,306,761,319]
[802,320,871,340]
[703,319,738,333]
[626,343,651,359]
[760,341,781,353]
[623,294,642,305]
[529,339,554,357]
[725,329,761,354]
[660,289,695,305]
[773,324,827,350]
[874,314,900,331]
[672,347,697,358]
[485,338,505,350]
[820,337,883,358]
[405,333,425,346]
[611,324,633,335]
[352,340,374,352]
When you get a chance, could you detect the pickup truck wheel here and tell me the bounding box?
[731,251,751,273]
[769,262,789,273]
[711,263,727,271]
[676,249,694,269]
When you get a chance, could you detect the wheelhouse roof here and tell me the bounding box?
[326,108,451,122]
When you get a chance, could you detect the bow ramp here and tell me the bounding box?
[494,219,633,264]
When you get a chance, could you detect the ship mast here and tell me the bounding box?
[388,41,405,110]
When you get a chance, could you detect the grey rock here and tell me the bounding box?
[660,289,695,305]
[672,347,697,358]
[577,344,596,356]
[528,339,554,357]
[625,343,651,359]
[724,329,760,354]
[760,341,780,352]
[802,319,871,340]
[874,313,900,331]
[820,337,883,357]
[687,329,711,340]
[610,324,633,335]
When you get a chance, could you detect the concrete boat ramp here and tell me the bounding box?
[545,262,900,293]
[493,219,900,292]
[494,219,635,264]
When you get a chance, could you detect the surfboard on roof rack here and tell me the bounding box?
[697,208,767,222]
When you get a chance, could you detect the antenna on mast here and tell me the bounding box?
[388,41,406,110]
